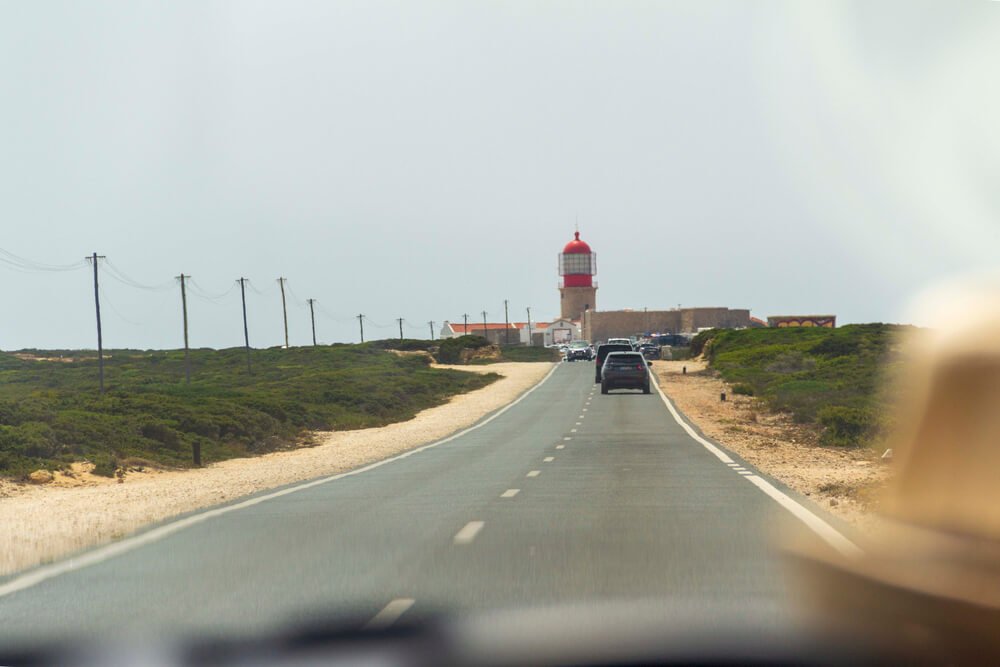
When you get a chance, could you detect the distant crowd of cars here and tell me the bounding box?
[550,337,659,395]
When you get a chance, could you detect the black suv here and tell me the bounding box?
[600,351,652,394]
[594,343,634,383]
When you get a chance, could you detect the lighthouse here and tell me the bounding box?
[558,231,597,320]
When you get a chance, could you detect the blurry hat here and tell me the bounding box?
[790,289,1000,662]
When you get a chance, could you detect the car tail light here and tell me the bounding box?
[636,364,644,370]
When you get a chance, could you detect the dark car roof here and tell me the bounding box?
[605,351,643,359]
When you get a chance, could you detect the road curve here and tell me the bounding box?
[0,361,850,644]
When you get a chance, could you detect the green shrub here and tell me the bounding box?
[818,405,877,445]
[435,335,490,364]
[0,345,497,477]
[731,383,755,396]
[92,454,118,478]
[690,330,717,357]
[702,324,901,445]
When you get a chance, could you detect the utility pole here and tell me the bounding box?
[428,321,435,340]
[397,317,404,341]
[277,277,289,349]
[526,306,532,346]
[481,310,488,342]
[504,299,510,345]
[358,314,365,343]
[307,299,317,346]
[86,252,106,393]
[237,277,251,374]
[463,313,469,335]
[176,273,191,384]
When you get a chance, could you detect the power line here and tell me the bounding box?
[0,247,87,273]
[101,258,174,292]
[98,285,144,327]
[245,279,273,296]
[283,282,310,310]
[187,279,238,302]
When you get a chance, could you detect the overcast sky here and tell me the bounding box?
[1,1,998,350]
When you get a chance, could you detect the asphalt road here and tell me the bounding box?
[0,361,851,645]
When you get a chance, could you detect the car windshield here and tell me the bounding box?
[1,2,998,664]
[606,354,644,364]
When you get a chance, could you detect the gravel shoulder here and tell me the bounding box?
[0,362,553,576]
[654,359,889,530]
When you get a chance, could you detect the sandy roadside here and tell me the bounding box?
[0,362,553,576]
[653,359,889,531]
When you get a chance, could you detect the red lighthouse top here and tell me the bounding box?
[562,231,592,255]
[558,231,596,288]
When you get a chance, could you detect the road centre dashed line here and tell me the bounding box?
[453,521,485,545]
[526,470,540,478]
[0,364,562,600]
[556,445,565,449]
[501,489,520,498]
[363,598,415,630]
[652,377,863,559]
[563,437,572,441]
[543,456,554,462]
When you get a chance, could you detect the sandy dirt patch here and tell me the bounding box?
[0,362,553,576]
[654,360,889,531]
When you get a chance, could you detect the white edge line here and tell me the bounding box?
[652,375,863,558]
[362,598,415,630]
[0,363,562,599]
[652,380,733,464]
[745,476,862,558]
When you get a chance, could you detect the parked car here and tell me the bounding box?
[601,351,652,394]
[594,343,634,382]
[566,341,594,361]
[638,343,661,360]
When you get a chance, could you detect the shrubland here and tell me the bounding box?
[0,345,497,479]
[691,324,905,446]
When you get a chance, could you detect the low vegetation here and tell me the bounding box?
[692,324,905,446]
[370,336,560,364]
[0,345,498,479]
